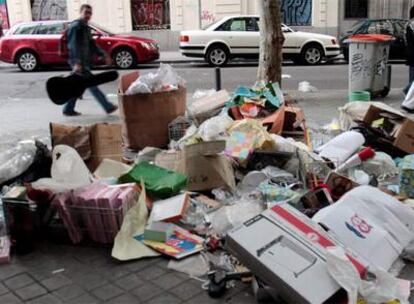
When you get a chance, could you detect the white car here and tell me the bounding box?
[180,15,341,66]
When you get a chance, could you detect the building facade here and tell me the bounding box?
[3,0,414,50]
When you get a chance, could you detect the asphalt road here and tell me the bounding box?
[0,60,410,101]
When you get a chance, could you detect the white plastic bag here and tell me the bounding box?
[32,145,93,193]
[0,140,37,184]
[197,113,233,141]
[326,246,410,304]
[125,64,183,95]
[298,81,318,93]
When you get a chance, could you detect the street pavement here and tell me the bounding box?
[1,59,414,303]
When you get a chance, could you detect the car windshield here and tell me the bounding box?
[348,20,366,33]
[90,23,114,36]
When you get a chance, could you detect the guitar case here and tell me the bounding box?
[46,70,119,105]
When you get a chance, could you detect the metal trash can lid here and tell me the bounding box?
[345,34,394,44]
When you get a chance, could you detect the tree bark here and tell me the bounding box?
[257,0,285,84]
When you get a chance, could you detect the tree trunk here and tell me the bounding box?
[257,0,285,84]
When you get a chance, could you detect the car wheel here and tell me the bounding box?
[301,44,324,65]
[17,51,39,72]
[206,46,229,67]
[113,48,136,69]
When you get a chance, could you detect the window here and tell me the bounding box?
[13,24,38,35]
[36,23,64,35]
[216,18,258,32]
[345,0,368,19]
[366,20,394,35]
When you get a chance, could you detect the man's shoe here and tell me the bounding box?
[107,105,118,115]
[63,111,82,116]
[401,105,414,114]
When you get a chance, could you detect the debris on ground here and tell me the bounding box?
[2,64,414,304]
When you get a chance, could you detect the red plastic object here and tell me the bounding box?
[358,147,376,161]
[347,34,394,42]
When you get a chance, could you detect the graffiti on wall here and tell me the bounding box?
[0,0,9,29]
[31,0,68,21]
[201,10,216,27]
[281,0,312,26]
[131,0,170,30]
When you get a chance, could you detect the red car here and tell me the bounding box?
[0,20,160,72]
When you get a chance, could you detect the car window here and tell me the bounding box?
[367,20,394,35]
[13,24,38,35]
[216,18,258,32]
[37,23,64,35]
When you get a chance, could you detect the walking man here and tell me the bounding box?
[63,4,117,116]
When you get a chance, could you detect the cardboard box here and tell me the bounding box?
[227,204,366,304]
[189,90,231,123]
[89,123,122,169]
[50,123,92,161]
[363,105,414,154]
[118,71,186,150]
[155,141,236,191]
[50,123,122,171]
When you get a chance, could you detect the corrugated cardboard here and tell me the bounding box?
[89,123,122,170]
[155,141,236,191]
[227,204,366,304]
[189,90,231,123]
[50,123,122,171]
[50,123,92,161]
[363,105,414,154]
[118,71,186,150]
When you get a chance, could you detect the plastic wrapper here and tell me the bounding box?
[209,197,264,235]
[261,166,296,184]
[125,64,183,95]
[167,254,209,277]
[326,246,410,304]
[118,162,187,199]
[0,140,37,185]
[258,181,301,207]
[197,113,233,141]
[192,89,216,100]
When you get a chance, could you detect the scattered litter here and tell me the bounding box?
[298,81,318,92]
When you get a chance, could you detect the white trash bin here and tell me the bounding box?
[346,34,393,98]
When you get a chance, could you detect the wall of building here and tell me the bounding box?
[5,0,31,27]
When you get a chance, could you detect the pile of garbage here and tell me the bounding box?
[2,66,414,303]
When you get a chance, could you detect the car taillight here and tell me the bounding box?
[180,35,189,43]
[331,38,337,45]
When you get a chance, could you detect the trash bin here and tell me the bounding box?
[346,34,393,98]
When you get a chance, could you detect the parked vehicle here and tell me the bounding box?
[179,15,341,66]
[0,21,159,72]
[339,19,408,61]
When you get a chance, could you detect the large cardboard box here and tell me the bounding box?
[118,71,186,150]
[363,105,414,154]
[227,204,366,304]
[50,123,122,170]
[89,123,123,169]
[155,141,236,191]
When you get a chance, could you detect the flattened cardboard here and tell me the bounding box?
[118,71,186,150]
[189,90,231,122]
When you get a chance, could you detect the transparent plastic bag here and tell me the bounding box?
[197,113,233,141]
[0,140,37,185]
[125,64,184,95]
